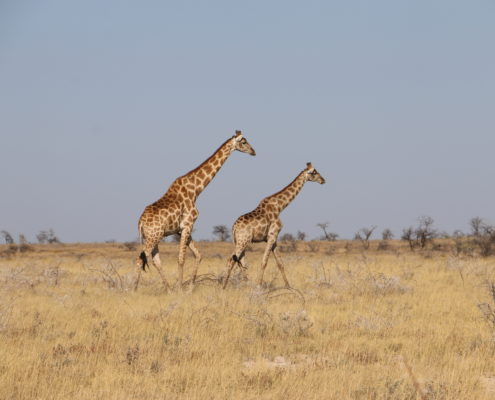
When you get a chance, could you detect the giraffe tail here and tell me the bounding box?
[139,251,149,271]
[137,220,149,271]
[138,220,144,245]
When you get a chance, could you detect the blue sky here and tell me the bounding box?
[1,1,494,242]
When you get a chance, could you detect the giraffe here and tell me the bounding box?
[222,162,325,289]
[135,130,256,291]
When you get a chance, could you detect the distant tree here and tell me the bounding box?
[37,229,60,244]
[18,234,33,252]
[316,222,339,241]
[37,231,48,244]
[1,230,14,245]
[327,232,339,241]
[212,225,230,242]
[470,217,484,237]
[378,228,394,251]
[296,231,307,241]
[361,226,377,241]
[48,229,60,244]
[401,216,437,251]
[317,222,330,239]
[468,217,495,256]
[382,229,394,241]
[354,226,377,249]
[415,216,437,249]
[401,227,416,250]
[476,227,495,257]
[452,230,465,238]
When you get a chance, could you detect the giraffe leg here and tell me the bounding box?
[257,242,274,287]
[134,241,169,291]
[223,256,236,289]
[257,224,281,287]
[134,254,143,291]
[187,238,202,284]
[151,247,170,292]
[238,253,248,271]
[177,226,192,290]
[272,245,291,288]
[223,243,248,289]
[223,255,242,289]
[151,244,161,267]
[227,253,249,284]
[238,254,250,281]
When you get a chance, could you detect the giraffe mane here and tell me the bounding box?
[265,170,306,201]
[181,137,232,177]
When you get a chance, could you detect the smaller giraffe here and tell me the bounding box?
[223,162,326,289]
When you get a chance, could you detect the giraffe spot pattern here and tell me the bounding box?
[223,165,322,289]
[135,134,242,290]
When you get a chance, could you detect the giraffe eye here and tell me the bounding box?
[241,139,247,144]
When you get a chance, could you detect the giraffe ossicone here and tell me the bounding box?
[134,130,256,291]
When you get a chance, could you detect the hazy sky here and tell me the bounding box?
[1,1,494,243]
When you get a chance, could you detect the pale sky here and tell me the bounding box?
[1,1,494,242]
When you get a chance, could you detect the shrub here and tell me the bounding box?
[37,229,60,244]
[307,241,320,252]
[478,281,495,331]
[122,241,138,251]
[18,234,33,252]
[279,233,296,252]
[296,231,306,241]
[212,225,230,242]
[470,217,495,257]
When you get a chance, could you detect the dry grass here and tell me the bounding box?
[1,240,495,399]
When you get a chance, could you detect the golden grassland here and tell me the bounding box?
[1,240,495,399]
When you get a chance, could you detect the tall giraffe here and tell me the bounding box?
[222,162,325,289]
[135,131,256,291]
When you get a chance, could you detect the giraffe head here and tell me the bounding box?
[233,130,256,156]
[305,162,326,184]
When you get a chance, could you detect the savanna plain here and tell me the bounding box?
[2,239,495,399]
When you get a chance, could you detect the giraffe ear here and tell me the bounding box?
[306,162,313,169]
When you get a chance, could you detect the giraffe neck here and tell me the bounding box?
[183,138,235,198]
[265,171,307,213]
